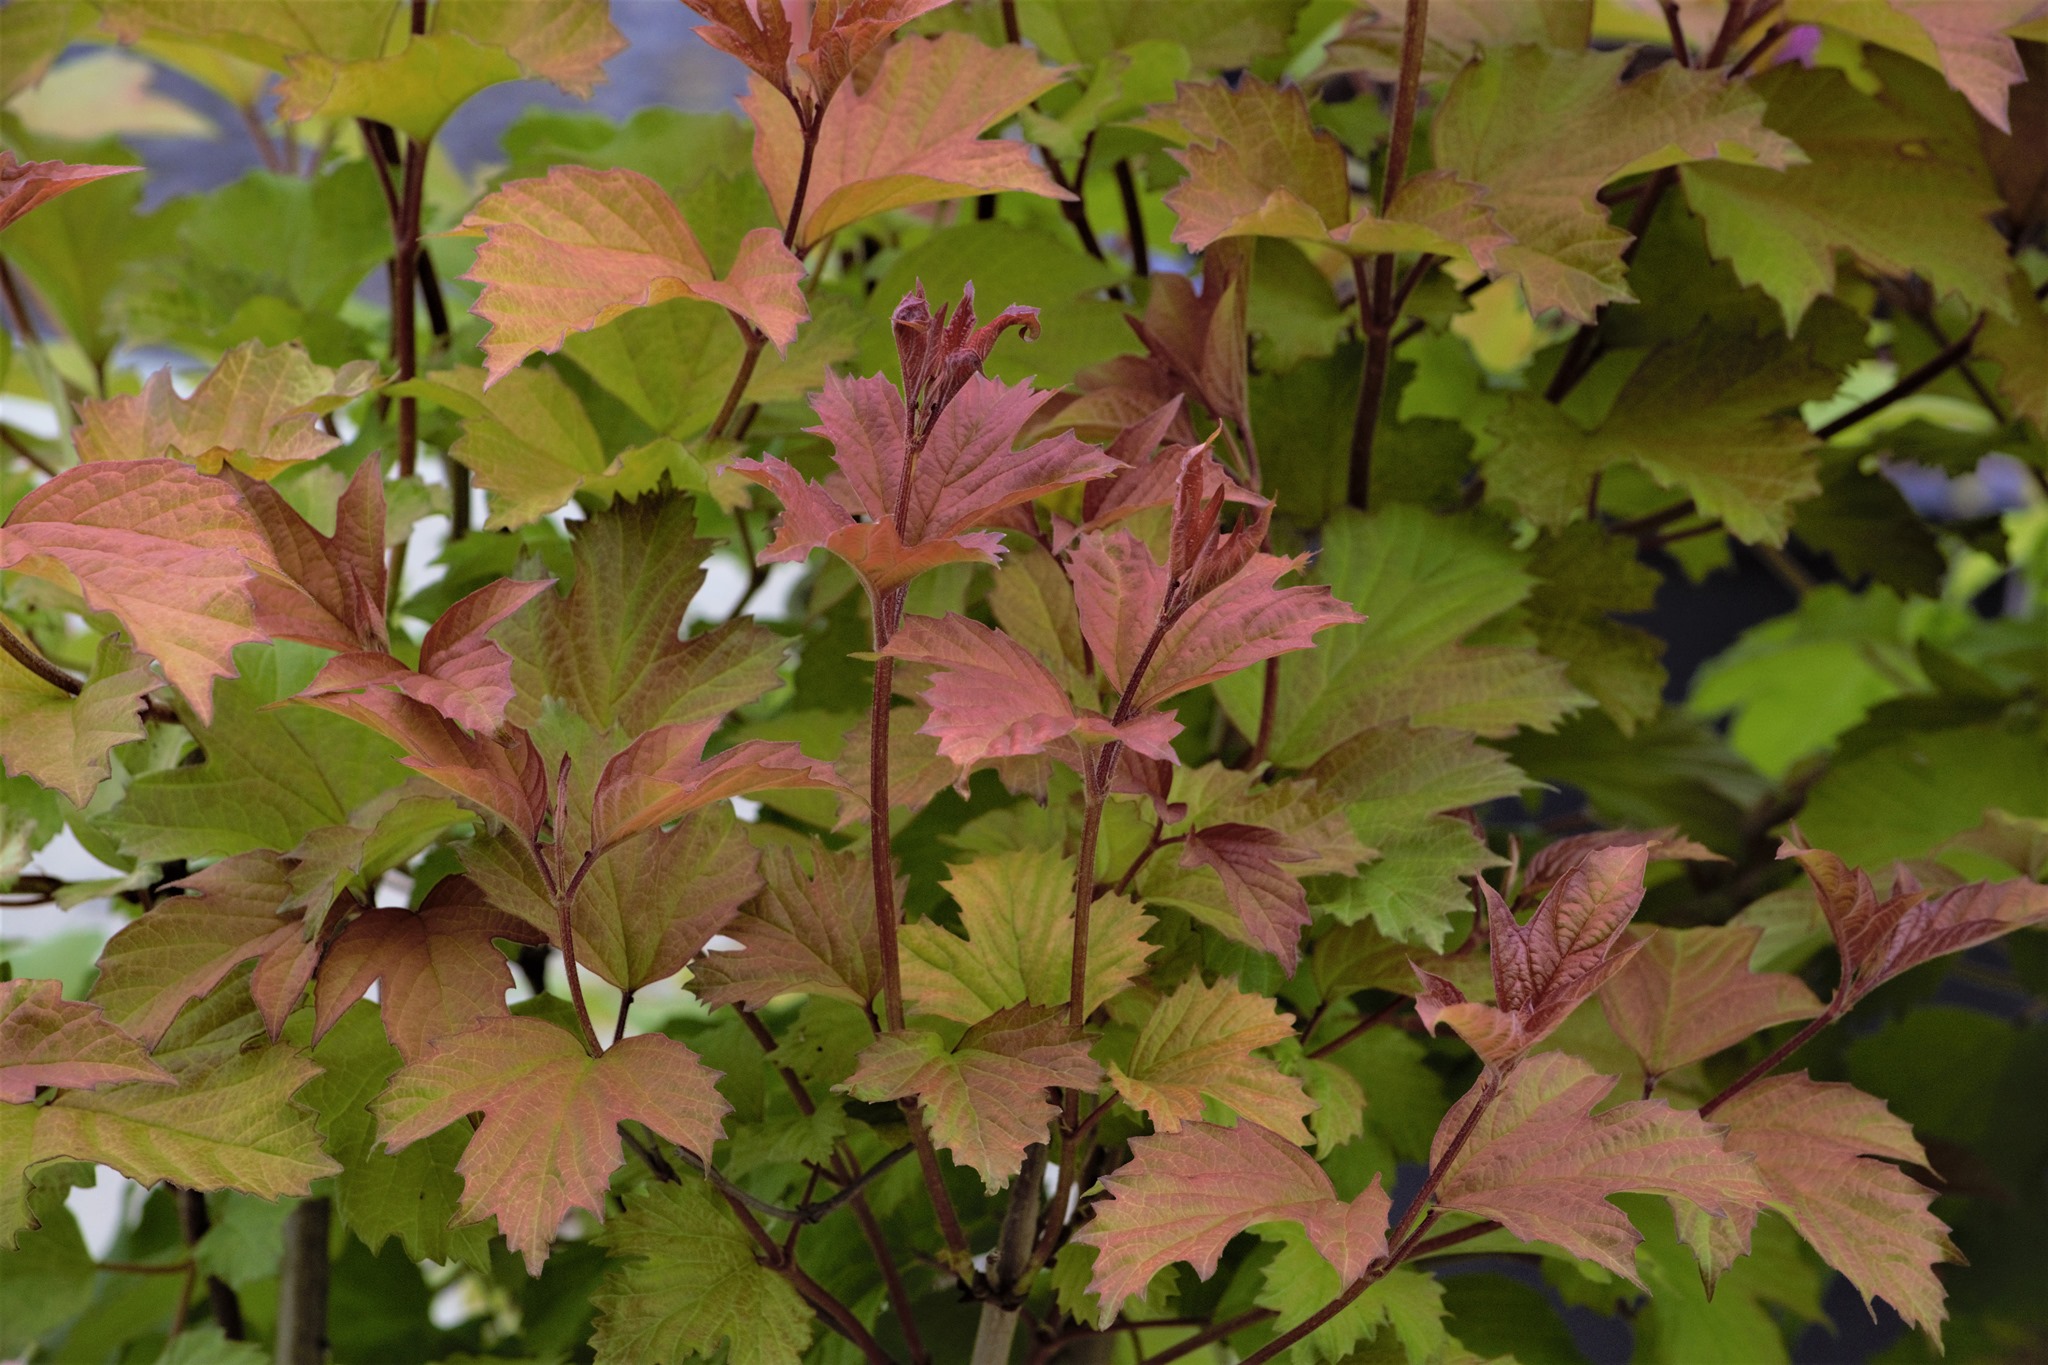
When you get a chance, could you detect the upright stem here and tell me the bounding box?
[553,852,604,1056]
[385,134,430,618]
[1699,1007,1835,1117]
[1114,159,1150,277]
[175,1189,245,1340]
[973,1143,1048,1363]
[274,1198,330,1365]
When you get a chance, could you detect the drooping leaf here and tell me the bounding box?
[0,634,156,806]
[454,165,807,384]
[0,149,138,232]
[0,978,169,1102]
[1105,976,1315,1144]
[841,1005,1101,1189]
[1431,1053,1767,1284]
[900,850,1153,1021]
[1599,926,1824,1079]
[1709,1072,1959,1343]
[234,459,388,656]
[376,1017,730,1273]
[1076,1119,1391,1328]
[691,842,885,1013]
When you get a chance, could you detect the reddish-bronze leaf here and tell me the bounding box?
[312,877,543,1062]
[296,688,549,838]
[1076,1120,1391,1328]
[0,150,138,231]
[590,716,841,850]
[0,979,170,1101]
[691,842,887,1012]
[456,165,807,383]
[377,1017,730,1273]
[841,1004,1101,1189]
[683,0,950,116]
[1600,925,1824,1078]
[1415,844,1650,1064]
[1105,976,1315,1144]
[234,461,389,655]
[1520,827,1722,905]
[1177,824,1318,970]
[1432,1053,1768,1284]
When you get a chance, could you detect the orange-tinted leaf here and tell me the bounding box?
[457,166,807,384]
[1143,553,1362,711]
[1177,824,1317,969]
[235,461,388,655]
[692,842,886,1012]
[296,688,549,838]
[0,979,170,1102]
[1432,1053,1768,1284]
[1520,826,1722,904]
[1116,244,1252,433]
[683,0,949,112]
[841,1005,1101,1189]
[0,460,275,721]
[745,32,1069,248]
[1415,844,1650,1064]
[1105,976,1314,1144]
[432,0,625,98]
[312,877,542,1063]
[0,150,138,232]
[377,1017,730,1273]
[1076,1120,1391,1328]
[73,340,376,479]
[1711,1072,1958,1341]
[591,717,841,850]
[1600,926,1824,1078]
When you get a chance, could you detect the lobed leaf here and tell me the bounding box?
[0,978,169,1102]
[1105,976,1314,1144]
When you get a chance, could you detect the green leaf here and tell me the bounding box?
[1012,0,1297,73]
[1104,976,1315,1144]
[1255,1235,1450,1365]
[154,1325,270,1365]
[0,1179,95,1357]
[1680,53,2013,329]
[1313,816,1503,949]
[557,299,745,440]
[590,1177,814,1365]
[1525,526,1667,735]
[107,643,409,862]
[0,634,154,806]
[192,1192,295,1289]
[1629,1196,1822,1365]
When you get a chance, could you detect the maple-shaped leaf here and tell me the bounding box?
[1076,1120,1391,1329]
[1150,76,1505,265]
[1434,45,1802,320]
[683,0,948,120]
[1521,827,1722,905]
[91,853,322,1048]
[276,32,521,142]
[879,612,1180,769]
[31,982,340,1203]
[0,459,277,721]
[73,340,376,479]
[1600,926,1824,1080]
[0,634,156,805]
[312,877,543,1063]
[1709,1072,1958,1342]
[497,493,789,733]
[1175,824,1320,969]
[1431,1052,1767,1284]
[1791,0,2036,132]
[744,32,1069,249]
[1415,844,1650,1064]
[1779,838,2048,1011]
[297,686,549,838]
[376,1016,730,1273]
[235,460,388,656]
[0,979,169,1101]
[455,165,807,384]
[900,850,1153,1022]
[691,842,887,1012]
[592,1177,815,1365]
[0,150,138,232]
[841,1004,1101,1189]
[1105,976,1315,1144]
[302,577,551,734]
[590,716,842,851]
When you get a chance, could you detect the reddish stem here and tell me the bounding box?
[1699,1007,1836,1118]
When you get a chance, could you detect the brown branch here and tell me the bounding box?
[0,615,81,696]
[1307,997,1407,1059]
[1,425,58,476]
[1114,159,1150,277]
[274,1198,331,1365]
[1699,1007,1837,1117]
[1814,317,1987,439]
[175,1189,245,1340]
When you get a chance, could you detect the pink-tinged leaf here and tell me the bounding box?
[377,1017,730,1274]
[1138,552,1363,710]
[1522,826,1722,904]
[1780,839,2048,1009]
[1416,844,1650,1065]
[1105,977,1314,1144]
[0,634,158,806]
[304,577,551,734]
[802,371,906,523]
[841,1005,1101,1190]
[0,460,277,722]
[745,33,1069,249]
[1178,824,1317,970]
[296,688,549,838]
[1077,1121,1391,1329]
[90,853,318,1048]
[692,842,886,1012]
[682,0,949,111]
[1069,528,1169,692]
[0,150,138,232]
[311,878,543,1063]
[234,461,388,655]
[1600,925,1824,1078]
[1432,1053,1768,1284]
[591,718,842,850]
[896,376,1122,542]
[1711,1072,1959,1343]
[1802,0,2038,131]
[1118,243,1253,434]
[456,166,807,383]
[0,979,170,1102]
[73,340,377,479]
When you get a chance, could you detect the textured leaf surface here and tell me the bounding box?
[591,716,841,849]
[691,843,885,1012]
[1600,925,1823,1077]
[377,1016,730,1272]
[0,978,168,1102]
[0,635,155,806]
[1077,1120,1391,1328]
[0,150,138,231]
[1105,977,1314,1144]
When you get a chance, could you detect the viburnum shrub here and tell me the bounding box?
[1,1,2046,1363]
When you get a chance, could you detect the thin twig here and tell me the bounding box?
[1814,317,1986,439]
[0,615,81,696]
[1,425,57,476]
[1307,997,1407,1059]
[1114,159,1150,277]
[1699,1008,1836,1117]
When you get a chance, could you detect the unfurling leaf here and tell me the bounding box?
[841,1005,1101,1189]
[1105,976,1315,1144]
[683,0,949,120]
[456,165,807,383]
[1415,844,1651,1064]
[376,1017,730,1273]
[1077,1120,1391,1328]
[0,150,138,231]
[1431,1053,1767,1284]
[0,978,169,1101]
[1600,925,1824,1078]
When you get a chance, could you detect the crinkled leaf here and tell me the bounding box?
[691,842,885,1012]
[1105,976,1314,1144]
[1599,926,1823,1078]
[590,716,841,850]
